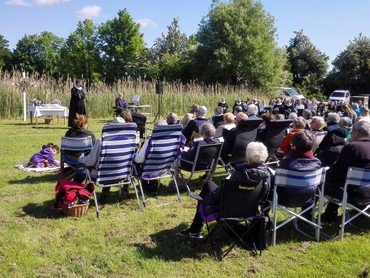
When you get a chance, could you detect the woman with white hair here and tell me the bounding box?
[178,142,271,239]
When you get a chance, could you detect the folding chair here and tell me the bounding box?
[86,122,145,217]
[325,167,370,240]
[136,124,184,202]
[175,141,223,192]
[271,168,327,245]
[60,136,93,179]
[220,119,263,175]
[204,178,270,260]
[258,120,292,160]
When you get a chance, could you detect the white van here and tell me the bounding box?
[328,90,351,104]
[278,87,305,100]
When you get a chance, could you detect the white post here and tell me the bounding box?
[22,71,27,122]
[23,89,27,122]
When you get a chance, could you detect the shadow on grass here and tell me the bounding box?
[8,174,58,185]
[134,223,211,261]
[8,123,69,130]
[21,199,61,219]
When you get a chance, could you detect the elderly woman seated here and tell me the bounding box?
[178,142,271,239]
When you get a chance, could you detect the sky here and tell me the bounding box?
[1,0,370,66]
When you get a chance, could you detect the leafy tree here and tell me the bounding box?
[152,18,189,57]
[149,18,191,81]
[0,35,12,69]
[60,19,101,88]
[12,32,64,76]
[98,9,145,83]
[325,33,370,95]
[194,0,287,89]
[287,30,329,95]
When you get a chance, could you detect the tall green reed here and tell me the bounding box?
[0,71,268,119]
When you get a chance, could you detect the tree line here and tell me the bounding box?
[0,0,369,97]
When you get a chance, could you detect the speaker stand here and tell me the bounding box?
[154,93,163,122]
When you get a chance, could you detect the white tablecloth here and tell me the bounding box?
[27,104,69,118]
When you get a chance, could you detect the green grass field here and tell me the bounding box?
[0,118,369,277]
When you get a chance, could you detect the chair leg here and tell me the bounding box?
[136,178,146,207]
[339,193,348,240]
[93,189,100,218]
[272,193,278,246]
[171,172,182,203]
[132,179,142,210]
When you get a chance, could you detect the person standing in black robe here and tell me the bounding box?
[68,79,87,127]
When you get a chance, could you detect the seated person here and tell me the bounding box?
[114,93,127,116]
[63,114,96,168]
[220,112,248,162]
[180,104,198,129]
[215,112,236,138]
[166,112,179,125]
[309,116,327,153]
[218,98,228,113]
[134,120,175,164]
[316,128,347,167]
[322,119,370,222]
[78,116,129,202]
[131,110,147,139]
[246,104,261,119]
[210,106,224,128]
[65,114,96,143]
[276,116,306,158]
[178,142,271,238]
[176,122,219,171]
[182,105,210,144]
[268,131,322,219]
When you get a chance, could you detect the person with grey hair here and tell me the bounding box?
[309,116,327,153]
[176,122,218,169]
[322,118,370,223]
[166,112,179,125]
[182,105,210,144]
[178,142,271,239]
[246,103,261,119]
[324,112,340,132]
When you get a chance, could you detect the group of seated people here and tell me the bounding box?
[62,95,370,240]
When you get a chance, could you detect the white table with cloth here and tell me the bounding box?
[27,104,69,124]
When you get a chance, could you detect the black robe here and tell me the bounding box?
[68,86,87,127]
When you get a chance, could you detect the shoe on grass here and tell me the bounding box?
[177,229,203,239]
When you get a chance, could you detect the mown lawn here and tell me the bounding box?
[0,118,369,277]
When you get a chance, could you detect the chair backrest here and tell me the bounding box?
[60,136,93,167]
[345,167,370,187]
[229,119,263,164]
[96,122,137,184]
[274,168,325,207]
[262,120,292,156]
[219,178,267,219]
[141,124,183,179]
[61,136,93,152]
[192,141,223,172]
[275,168,324,189]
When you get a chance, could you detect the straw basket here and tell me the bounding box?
[62,202,89,217]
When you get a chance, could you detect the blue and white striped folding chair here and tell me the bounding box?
[272,168,327,245]
[87,122,145,217]
[325,167,370,240]
[60,136,93,178]
[138,124,184,202]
